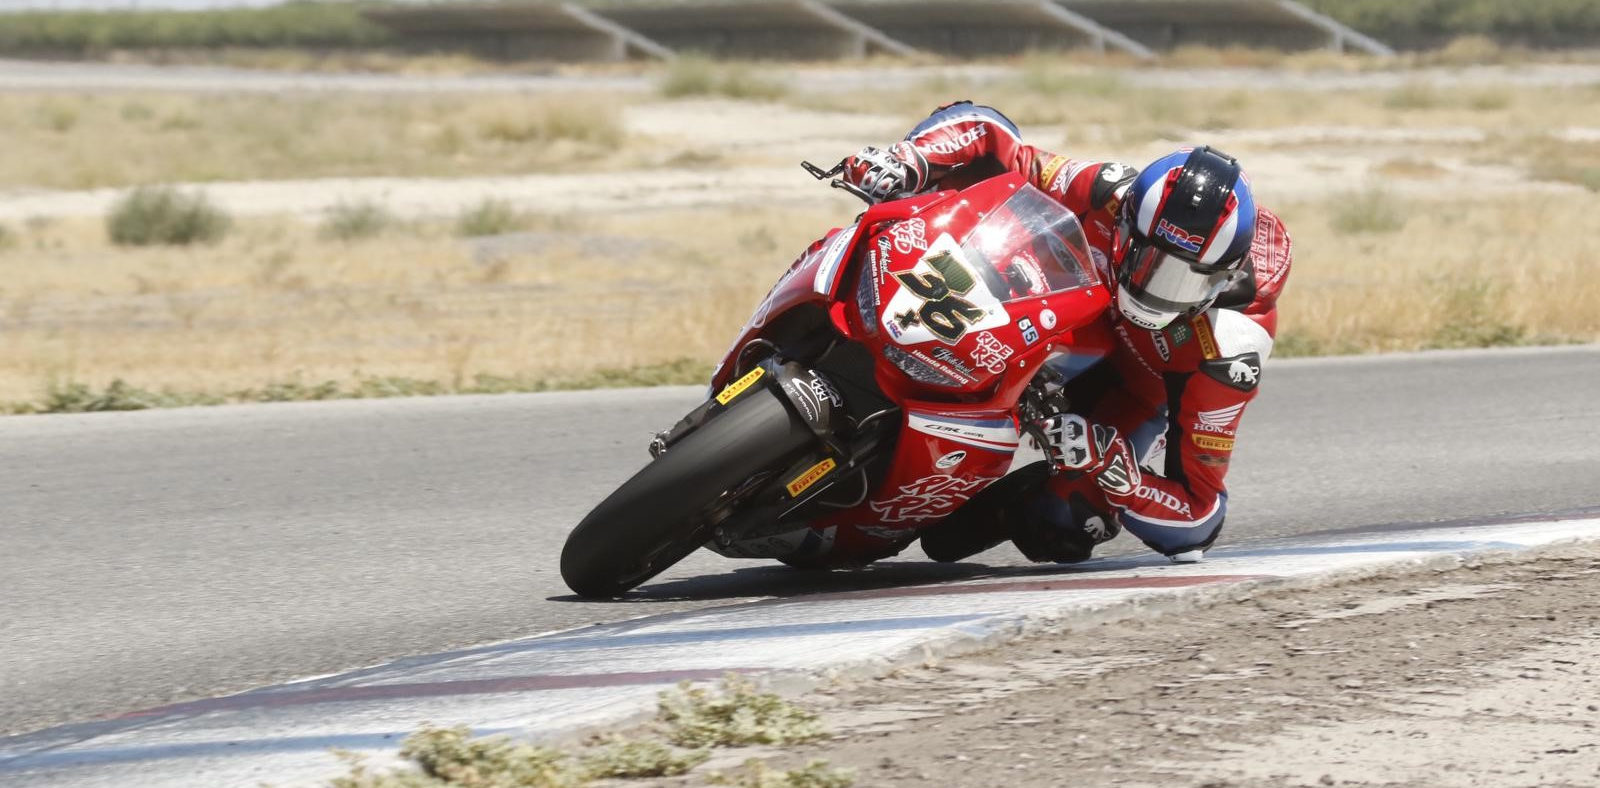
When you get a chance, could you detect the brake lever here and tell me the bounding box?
[801,158,877,206]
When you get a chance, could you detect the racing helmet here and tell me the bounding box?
[1113,147,1257,330]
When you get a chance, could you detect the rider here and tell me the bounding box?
[839,101,1293,565]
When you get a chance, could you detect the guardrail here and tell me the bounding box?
[362,0,1393,61]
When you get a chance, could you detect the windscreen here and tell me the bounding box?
[959,184,1100,303]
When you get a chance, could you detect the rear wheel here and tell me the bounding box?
[560,386,816,598]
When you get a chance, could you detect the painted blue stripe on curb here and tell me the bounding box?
[521,613,1000,652]
[4,729,515,771]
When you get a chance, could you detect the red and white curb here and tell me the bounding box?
[3,513,1597,787]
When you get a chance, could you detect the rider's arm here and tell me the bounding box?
[905,102,1139,221]
[902,102,1034,182]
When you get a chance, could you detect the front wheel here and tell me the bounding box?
[560,385,815,598]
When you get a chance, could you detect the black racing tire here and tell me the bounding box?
[560,386,816,598]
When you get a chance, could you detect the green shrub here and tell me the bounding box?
[330,726,585,788]
[319,200,394,241]
[658,674,826,749]
[1427,278,1528,349]
[41,380,221,413]
[107,186,231,246]
[707,758,855,788]
[455,198,529,237]
[580,736,707,778]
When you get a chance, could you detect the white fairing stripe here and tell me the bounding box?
[1200,207,1240,266]
[1136,176,1167,235]
[907,413,1020,454]
[912,114,1024,145]
[812,223,859,295]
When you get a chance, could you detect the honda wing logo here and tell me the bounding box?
[1193,402,1245,435]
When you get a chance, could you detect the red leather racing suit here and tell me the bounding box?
[904,102,1294,557]
[717,102,1293,565]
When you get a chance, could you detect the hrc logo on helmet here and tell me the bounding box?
[1154,218,1205,253]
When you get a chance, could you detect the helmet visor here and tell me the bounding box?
[1119,240,1236,317]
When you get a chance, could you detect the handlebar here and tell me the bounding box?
[800,159,876,205]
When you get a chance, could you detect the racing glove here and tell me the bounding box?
[841,141,930,203]
[1034,413,1141,498]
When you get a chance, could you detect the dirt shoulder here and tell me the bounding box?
[711,541,1600,787]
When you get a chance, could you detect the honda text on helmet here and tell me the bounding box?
[1115,146,1257,330]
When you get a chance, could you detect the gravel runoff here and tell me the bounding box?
[633,540,1600,788]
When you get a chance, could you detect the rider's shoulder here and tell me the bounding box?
[1206,308,1275,362]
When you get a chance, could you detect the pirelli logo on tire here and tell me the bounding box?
[714,367,765,406]
[1191,433,1235,451]
[786,458,836,497]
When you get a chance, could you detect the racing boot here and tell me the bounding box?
[1009,488,1121,564]
[918,461,1052,562]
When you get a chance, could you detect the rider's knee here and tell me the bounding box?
[1118,495,1228,558]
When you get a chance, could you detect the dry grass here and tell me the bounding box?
[0,92,628,190]
[789,63,1600,143]
[0,205,839,405]
[1274,193,1600,355]
[2,65,1598,409]
[3,187,1592,408]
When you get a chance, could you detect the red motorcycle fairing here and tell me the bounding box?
[710,189,952,393]
[719,174,1117,555]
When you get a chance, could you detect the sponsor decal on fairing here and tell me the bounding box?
[1017,316,1040,345]
[935,450,968,470]
[869,473,997,523]
[929,347,979,380]
[970,331,1014,373]
[916,348,976,382]
[890,218,928,255]
[811,222,859,295]
[880,233,1009,346]
[907,412,1020,454]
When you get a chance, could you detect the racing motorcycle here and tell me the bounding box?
[560,164,1117,598]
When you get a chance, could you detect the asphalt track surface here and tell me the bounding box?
[3,345,1598,737]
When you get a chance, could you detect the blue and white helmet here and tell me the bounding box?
[1114,146,1257,330]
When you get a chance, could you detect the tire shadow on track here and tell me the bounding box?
[543,554,1152,604]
